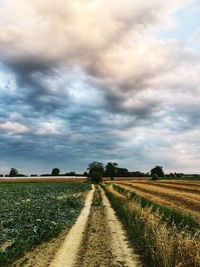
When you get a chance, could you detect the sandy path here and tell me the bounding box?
[50,184,95,267]
[74,186,140,267]
[100,187,140,267]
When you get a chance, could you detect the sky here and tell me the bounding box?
[0,0,200,175]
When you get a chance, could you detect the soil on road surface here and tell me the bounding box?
[14,185,141,267]
[74,185,141,267]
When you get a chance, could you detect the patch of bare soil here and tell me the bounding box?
[74,186,140,267]
[13,227,70,267]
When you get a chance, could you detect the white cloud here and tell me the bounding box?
[0,121,29,134]
[0,0,192,61]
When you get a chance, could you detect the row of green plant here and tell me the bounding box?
[0,182,91,203]
[0,182,91,266]
[103,184,200,267]
[112,184,199,232]
[158,176,200,181]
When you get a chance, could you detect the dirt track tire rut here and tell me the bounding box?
[74,185,140,267]
[50,184,140,267]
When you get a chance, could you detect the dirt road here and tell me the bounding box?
[51,185,140,267]
[14,185,140,267]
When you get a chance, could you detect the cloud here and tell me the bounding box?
[0,0,197,118]
[0,0,200,173]
[0,121,29,134]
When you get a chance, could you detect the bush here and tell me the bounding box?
[89,171,103,183]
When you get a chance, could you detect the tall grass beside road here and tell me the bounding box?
[103,183,200,267]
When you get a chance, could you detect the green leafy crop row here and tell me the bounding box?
[0,182,91,266]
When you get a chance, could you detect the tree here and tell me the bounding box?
[116,167,130,177]
[150,166,164,178]
[88,162,104,183]
[51,168,60,176]
[89,171,103,183]
[105,162,118,180]
[88,162,104,176]
[9,168,18,177]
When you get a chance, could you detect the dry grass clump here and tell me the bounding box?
[175,231,200,267]
[104,184,200,267]
[129,201,200,266]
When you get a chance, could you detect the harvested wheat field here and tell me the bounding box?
[113,180,200,223]
[103,177,149,181]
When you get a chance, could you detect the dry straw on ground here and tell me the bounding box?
[115,180,200,223]
[106,184,200,267]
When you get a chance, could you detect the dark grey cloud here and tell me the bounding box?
[1,0,200,174]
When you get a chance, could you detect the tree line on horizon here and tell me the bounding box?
[0,163,184,180]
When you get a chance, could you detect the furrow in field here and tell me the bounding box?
[126,181,200,195]
[114,180,200,187]
[115,182,200,213]
[116,182,200,202]
[149,183,200,194]
[115,183,200,223]
[158,180,200,186]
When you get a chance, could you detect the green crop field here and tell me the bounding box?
[0,182,91,266]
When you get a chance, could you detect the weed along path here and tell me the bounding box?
[51,185,140,267]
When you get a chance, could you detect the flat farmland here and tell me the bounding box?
[0,183,141,267]
[0,182,91,266]
[113,179,200,223]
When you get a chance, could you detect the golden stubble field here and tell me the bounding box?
[112,179,200,223]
